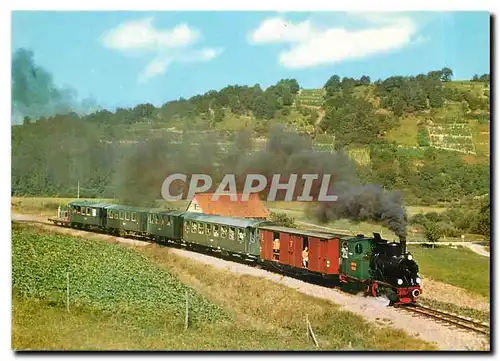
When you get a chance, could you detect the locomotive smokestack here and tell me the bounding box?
[399,236,407,255]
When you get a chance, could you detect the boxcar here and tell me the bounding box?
[258,225,341,275]
[68,201,111,229]
[181,212,266,255]
[104,204,149,236]
[146,210,184,242]
[259,225,374,280]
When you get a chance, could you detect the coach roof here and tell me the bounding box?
[183,212,269,228]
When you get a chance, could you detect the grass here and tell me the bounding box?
[385,115,420,146]
[408,245,490,299]
[11,197,114,215]
[11,196,191,216]
[418,297,490,324]
[12,223,435,350]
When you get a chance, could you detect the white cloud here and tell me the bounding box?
[249,17,314,43]
[248,14,420,69]
[101,17,222,82]
[138,47,224,83]
[101,17,199,52]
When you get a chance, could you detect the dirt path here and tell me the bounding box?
[11,213,490,350]
[467,243,490,257]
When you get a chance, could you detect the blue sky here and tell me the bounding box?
[12,11,490,111]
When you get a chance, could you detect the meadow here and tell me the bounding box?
[408,245,490,299]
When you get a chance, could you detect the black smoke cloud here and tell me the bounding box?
[11,48,100,124]
[115,124,407,237]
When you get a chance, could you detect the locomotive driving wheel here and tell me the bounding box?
[371,282,380,297]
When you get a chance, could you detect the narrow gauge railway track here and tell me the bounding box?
[399,304,490,336]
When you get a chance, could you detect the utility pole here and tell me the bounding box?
[77,181,80,199]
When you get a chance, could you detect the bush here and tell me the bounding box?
[417,127,430,146]
[423,221,442,244]
[269,212,297,228]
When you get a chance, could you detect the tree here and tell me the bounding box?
[324,75,341,96]
[359,75,371,85]
[281,87,294,106]
[23,116,31,125]
[441,67,453,82]
[472,74,479,82]
[214,107,225,123]
[341,77,356,94]
[424,221,442,247]
[479,73,490,83]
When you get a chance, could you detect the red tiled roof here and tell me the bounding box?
[190,193,269,218]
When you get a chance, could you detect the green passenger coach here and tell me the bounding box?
[146,210,184,242]
[104,204,149,236]
[181,212,266,255]
[68,201,110,228]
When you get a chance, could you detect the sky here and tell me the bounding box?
[11,11,490,111]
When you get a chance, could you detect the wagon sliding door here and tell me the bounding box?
[308,237,339,275]
[260,230,274,261]
[279,233,303,268]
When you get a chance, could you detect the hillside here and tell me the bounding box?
[12,70,490,220]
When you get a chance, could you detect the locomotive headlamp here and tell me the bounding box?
[416,277,421,284]
[397,279,403,285]
[407,254,413,261]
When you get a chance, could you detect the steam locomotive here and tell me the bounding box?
[50,200,422,305]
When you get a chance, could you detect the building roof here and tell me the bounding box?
[189,193,269,218]
[183,212,269,228]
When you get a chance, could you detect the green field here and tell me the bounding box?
[12,223,434,350]
[408,245,490,299]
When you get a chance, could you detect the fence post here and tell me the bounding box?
[185,290,189,330]
[305,314,319,347]
[66,272,70,313]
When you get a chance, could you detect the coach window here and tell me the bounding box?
[199,223,204,235]
[206,224,212,235]
[229,227,235,241]
[213,225,219,237]
[185,221,190,233]
[238,229,245,243]
[221,226,227,238]
[124,211,129,221]
[131,212,136,222]
[119,211,124,220]
[355,243,363,254]
[92,208,97,217]
[192,222,197,233]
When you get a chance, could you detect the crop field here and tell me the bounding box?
[427,123,476,154]
[11,223,434,350]
[296,89,324,108]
